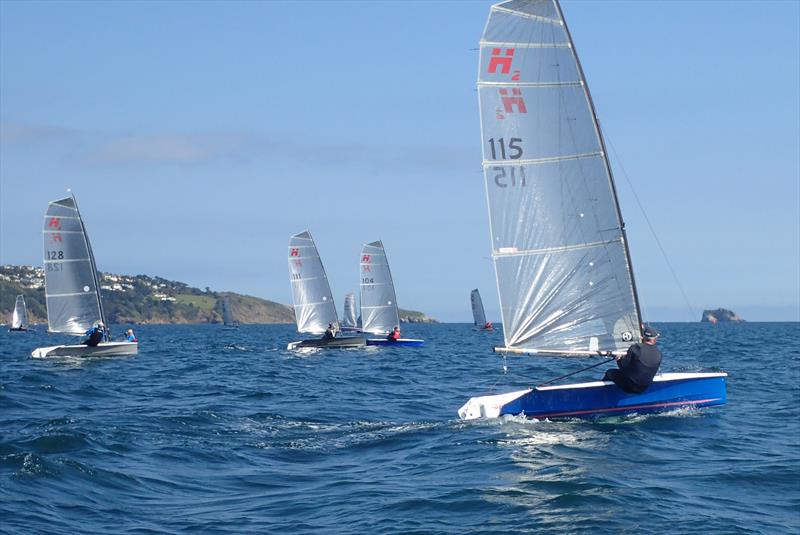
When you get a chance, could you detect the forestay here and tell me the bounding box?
[42,195,107,336]
[12,295,28,329]
[471,289,487,327]
[360,241,400,335]
[479,0,641,355]
[342,293,358,328]
[288,231,339,334]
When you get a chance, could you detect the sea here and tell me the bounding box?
[1,322,798,534]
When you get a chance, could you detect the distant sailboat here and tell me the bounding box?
[470,289,493,331]
[9,295,29,331]
[459,0,725,419]
[360,240,424,347]
[287,231,365,349]
[221,296,239,328]
[31,193,138,358]
[341,292,360,332]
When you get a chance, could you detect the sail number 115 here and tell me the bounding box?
[488,137,523,160]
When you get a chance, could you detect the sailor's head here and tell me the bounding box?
[642,325,659,343]
[328,323,333,328]
[126,329,134,335]
[96,321,104,328]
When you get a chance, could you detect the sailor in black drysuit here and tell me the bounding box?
[603,325,662,393]
[84,322,106,347]
[322,323,336,340]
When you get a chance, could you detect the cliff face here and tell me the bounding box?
[701,308,744,323]
[399,309,438,324]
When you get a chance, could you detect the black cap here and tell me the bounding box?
[642,325,660,338]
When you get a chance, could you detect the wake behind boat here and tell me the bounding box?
[31,193,138,358]
[360,241,423,347]
[460,0,726,420]
[287,231,365,350]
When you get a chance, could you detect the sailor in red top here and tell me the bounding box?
[484,322,493,330]
[387,326,401,342]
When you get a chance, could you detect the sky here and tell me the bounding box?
[1,0,798,323]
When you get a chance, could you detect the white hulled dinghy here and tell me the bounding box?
[360,241,424,347]
[287,231,365,350]
[9,295,29,332]
[459,0,726,420]
[471,289,493,331]
[32,193,137,358]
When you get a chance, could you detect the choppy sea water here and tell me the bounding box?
[1,322,798,533]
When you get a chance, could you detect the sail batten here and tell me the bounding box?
[360,240,400,335]
[288,231,339,334]
[479,0,641,354]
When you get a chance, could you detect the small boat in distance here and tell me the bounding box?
[287,231,365,350]
[340,292,360,332]
[31,193,138,358]
[360,241,424,347]
[9,295,29,331]
[221,296,239,329]
[459,0,725,420]
[470,289,493,331]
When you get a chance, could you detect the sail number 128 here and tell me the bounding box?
[488,137,523,160]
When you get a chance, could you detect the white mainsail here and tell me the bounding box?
[479,0,642,355]
[359,241,400,335]
[288,231,339,334]
[11,295,28,330]
[342,292,358,328]
[471,289,487,327]
[42,194,108,337]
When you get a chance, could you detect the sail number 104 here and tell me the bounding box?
[487,137,523,160]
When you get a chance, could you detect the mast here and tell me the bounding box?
[553,0,644,334]
[70,192,110,339]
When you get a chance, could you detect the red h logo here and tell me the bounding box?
[51,233,62,243]
[500,88,527,113]
[362,255,371,263]
[48,217,61,229]
[290,248,299,257]
[488,48,514,74]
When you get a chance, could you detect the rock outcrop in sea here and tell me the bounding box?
[701,308,744,323]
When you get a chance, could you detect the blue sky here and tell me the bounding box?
[1,0,798,322]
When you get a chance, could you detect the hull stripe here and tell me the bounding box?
[523,397,723,419]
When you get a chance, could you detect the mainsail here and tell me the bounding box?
[471,289,487,327]
[479,0,642,355]
[221,296,235,326]
[342,292,358,328]
[359,241,400,335]
[42,194,107,336]
[288,231,339,334]
[12,295,28,329]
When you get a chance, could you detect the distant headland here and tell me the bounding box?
[0,265,437,325]
[701,308,744,323]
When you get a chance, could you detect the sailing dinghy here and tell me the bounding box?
[459,0,726,420]
[287,231,365,349]
[31,193,137,358]
[221,296,239,328]
[471,289,493,330]
[360,241,424,347]
[9,295,29,331]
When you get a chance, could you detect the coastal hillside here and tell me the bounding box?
[0,265,437,325]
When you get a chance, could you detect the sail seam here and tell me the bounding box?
[42,215,81,220]
[42,230,85,235]
[44,258,91,264]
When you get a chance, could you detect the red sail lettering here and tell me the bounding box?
[488,48,515,74]
[290,248,299,257]
[361,255,371,263]
[500,88,527,113]
[48,217,61,229]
